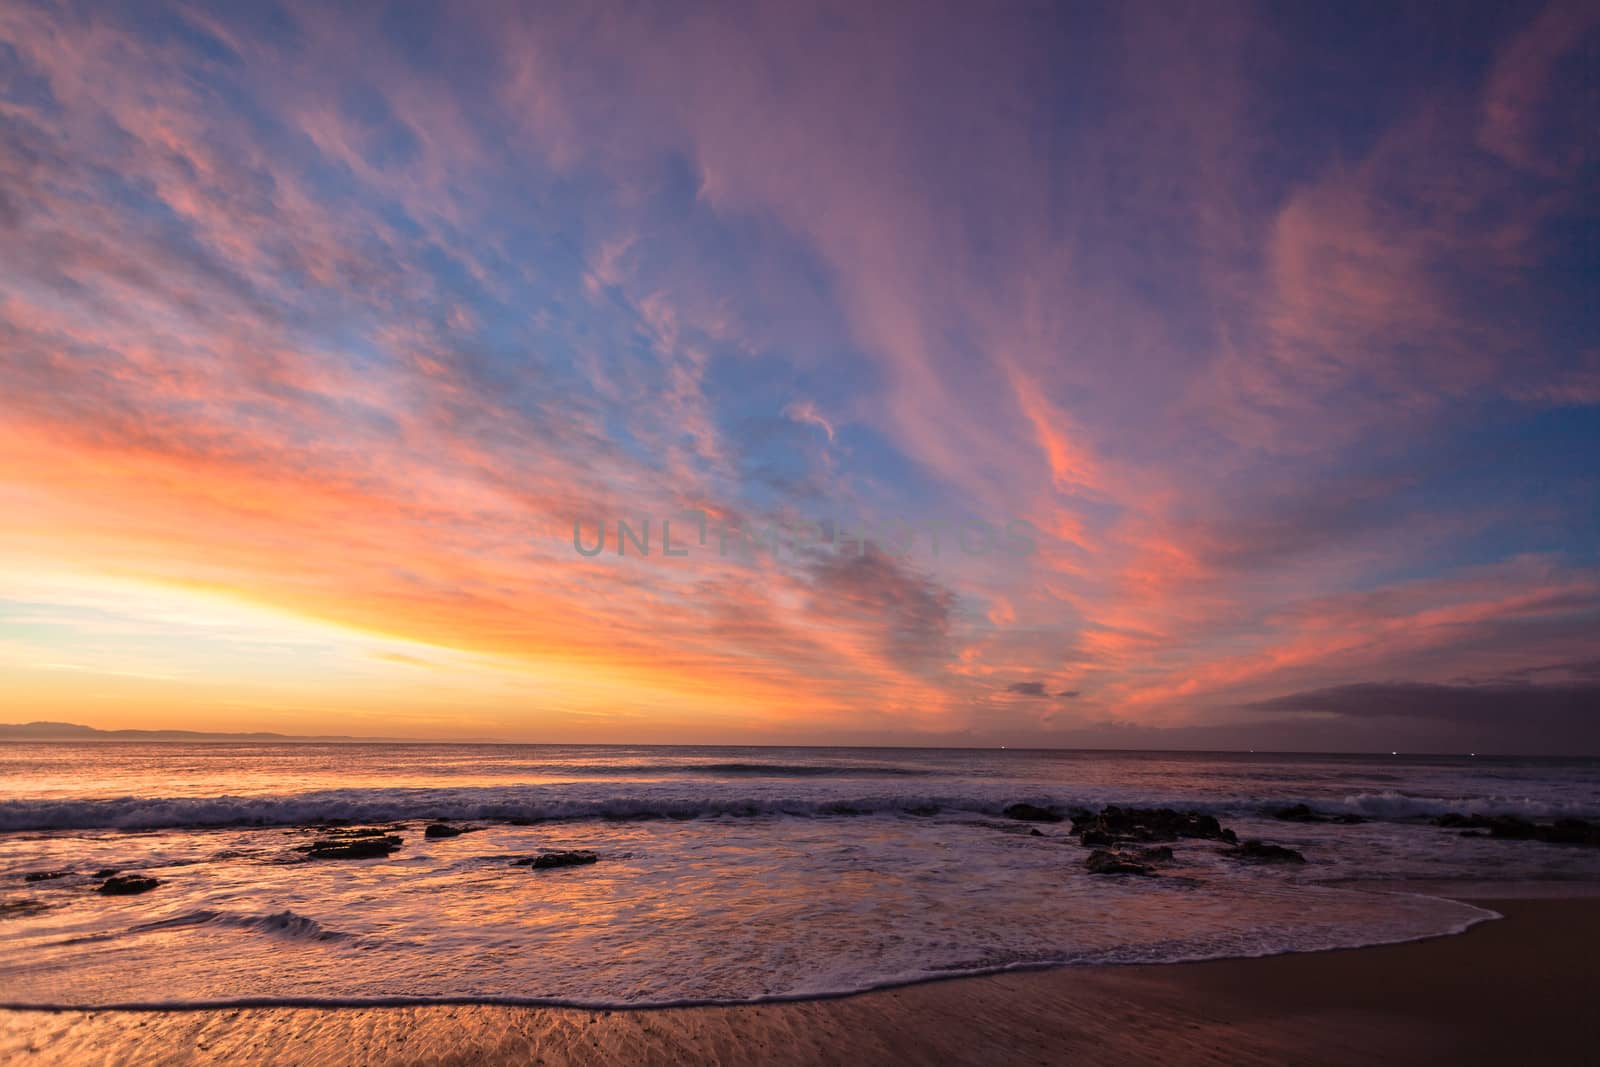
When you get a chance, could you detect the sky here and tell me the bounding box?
[1,1,1596,752]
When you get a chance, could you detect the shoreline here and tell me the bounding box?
[0,889,1505,1016]
[0,881,1508,1016]
[3,883,1593,1065]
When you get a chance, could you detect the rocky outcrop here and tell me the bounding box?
[514,851,599,870]
[1071,806,1237,845]
[1222,840,1306,863]
[1084,849,1155,876]
[424,823,467,838]
[98,874,161,895]
[1003,803,1063,823]
[22,871,71,883]
[301,835,404,860]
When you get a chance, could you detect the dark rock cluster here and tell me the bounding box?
[513,850,599,870]
[98,874,161,895]
[1071,806,1238,845]
[1055,805,1310,874]
[300,835,404,860]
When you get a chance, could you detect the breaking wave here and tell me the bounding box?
[3,784,1595,833]
[129,909,350,941]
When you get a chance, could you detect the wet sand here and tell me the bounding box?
[2,891,1593,1065]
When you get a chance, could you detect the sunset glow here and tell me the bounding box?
[1,1,1596,750]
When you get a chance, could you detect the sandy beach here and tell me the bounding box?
[3,888,1592,1065]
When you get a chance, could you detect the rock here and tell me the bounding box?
[1071,806,1236,845]
[1223,840,1306,863]
[1028,828,1044,837]
[514,850,599,870]
[424,823,466,838]
[302,835,403,860]
[1084,850,1155,876]
[98,874,161,895]
[1135,846,1175,862]
[91,868,119,879]
[1003,803,1063,823]
[23,871,71,883]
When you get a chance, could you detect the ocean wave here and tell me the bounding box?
[1293,791,1600,820]
[2,785,1595,833]
[325,760,941,779]
[0,791,1000,831]
[129,909,349,941]
[48,909,349,949]
[670,762,934,777]
[524,761,937,778]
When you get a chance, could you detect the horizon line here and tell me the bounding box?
[1,723,1590,759]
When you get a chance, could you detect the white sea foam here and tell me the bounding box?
[0,901,1503,1013]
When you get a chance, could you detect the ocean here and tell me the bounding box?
[2,744,1598,1009]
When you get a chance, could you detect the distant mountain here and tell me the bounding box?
[0,721,418,743]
